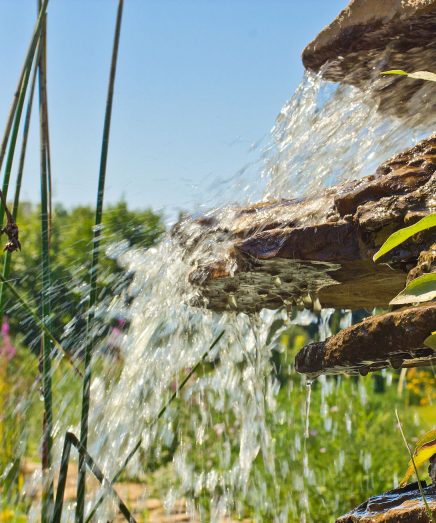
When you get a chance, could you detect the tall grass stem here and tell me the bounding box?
[395,409,434,522]
[37,4,54,518]
[53,432,136,523]
[0,0,48,176]
[76,2,124,521]
[0,50,39,319]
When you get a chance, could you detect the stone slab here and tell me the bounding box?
[336,482,436,523]
[295,303,436,376]
[301,0,436,117]
[183,135,436,313]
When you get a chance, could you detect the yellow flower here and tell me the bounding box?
[0,509,15,522]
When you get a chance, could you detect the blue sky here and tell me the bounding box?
[0,0,345,218]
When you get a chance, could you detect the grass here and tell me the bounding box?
[0,1,127,521]
[1,319,435,522]
[0,40,39,318]
[37,4,54,517]
[76,1,124,520]
[0,1,51,521]
[0,0,48,176]
[396,409,435,522]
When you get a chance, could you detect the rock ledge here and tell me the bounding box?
[295,303,436,376]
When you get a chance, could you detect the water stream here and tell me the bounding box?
[3,69,433,522]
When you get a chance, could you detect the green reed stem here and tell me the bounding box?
[36,4,54,518]
[0,68,31,229]
[0,0,48,177]
[84,330,225,523]
[0,49,39,319]
[395,410,434,522]
[0,59,34,324]
[76,2,124,521]
[0,0,46,343]
[53,432,136,523]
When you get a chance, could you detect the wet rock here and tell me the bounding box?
[184,135,436,313]
[295,303,436,376]
[407,243,436,283]
[302,0,436,118]
[429,455,436,485]
[336,481,436,523]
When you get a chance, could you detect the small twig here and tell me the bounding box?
[0,189,20,253]
[395,409,434,522]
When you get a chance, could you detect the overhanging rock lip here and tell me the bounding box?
[302,0,436,74]
[295,302,436,376]
[301,0,436,118]
[184,135,435,313]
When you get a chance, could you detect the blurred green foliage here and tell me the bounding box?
[0,201,164,517]
[141,321,435,522]
[0,203,435,522]
[5,201,164,352]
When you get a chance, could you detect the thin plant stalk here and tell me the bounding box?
[0,59,34,323]
[0,67,31,228]
[37,3,54,519]
[395,409,434,522]
[0,0,47,347]
[0,0,48,176]
[0,49,39,319]
[76,1,124,520]
[52,432,136,523]
[45,116,53,241]
[84,330,224,523]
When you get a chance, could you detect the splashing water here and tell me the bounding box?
[261,71,430,202]
[6,69,434,522]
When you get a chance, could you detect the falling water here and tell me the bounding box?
[261,70,430,202]
[304,380,312,442]
[4,67,433,522]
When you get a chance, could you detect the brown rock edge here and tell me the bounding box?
[187,135,436,313]
[336,482,436,523]
[301,0,436,117]
[295,303,436,377]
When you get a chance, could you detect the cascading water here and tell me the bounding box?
[5,69,433,522]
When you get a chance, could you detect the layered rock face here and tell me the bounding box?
[187,135,435,314]
[298,1,436,521]
[302,0,436,117]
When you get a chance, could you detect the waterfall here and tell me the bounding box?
[18,70,432,522]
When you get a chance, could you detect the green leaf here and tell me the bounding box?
[407,71,436,82]
[400,434,436,486]
[381,70,436,82]
[415,428,436,449]
[390,273,436,305]
[373,214,436,261]
[381,69,408,76]
[424,332,436,350]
